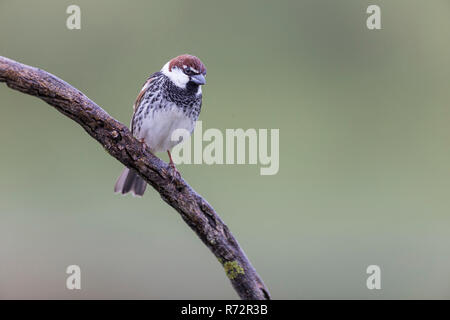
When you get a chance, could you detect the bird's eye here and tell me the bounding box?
[184,67,194,75]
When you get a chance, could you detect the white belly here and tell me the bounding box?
[137,104,195,153]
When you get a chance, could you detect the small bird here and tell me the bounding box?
[114,54,207,196]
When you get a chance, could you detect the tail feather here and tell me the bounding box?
[114,168,147,197]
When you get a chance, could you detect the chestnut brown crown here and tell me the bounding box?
[168,54,207,76]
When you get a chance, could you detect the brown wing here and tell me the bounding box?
[133,76,155,113]
[130,76,156,134]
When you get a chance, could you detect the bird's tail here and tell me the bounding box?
[114,167,147,197]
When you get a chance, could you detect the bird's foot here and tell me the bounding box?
[168,162,181,182]
[167,150,181,182]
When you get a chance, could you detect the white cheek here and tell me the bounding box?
[161,62,189,88]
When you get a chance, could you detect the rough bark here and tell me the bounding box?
[0,56,270,300]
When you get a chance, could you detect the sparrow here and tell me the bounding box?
[114,54,207,196]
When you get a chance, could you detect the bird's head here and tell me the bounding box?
[161,54,207,89]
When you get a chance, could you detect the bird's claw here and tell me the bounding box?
[168,163,181,182]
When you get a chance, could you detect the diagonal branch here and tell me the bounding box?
[0,56,270,300]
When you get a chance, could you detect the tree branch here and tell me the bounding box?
[0,56,270,300]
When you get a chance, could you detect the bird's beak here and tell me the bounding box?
[190,74,206,85]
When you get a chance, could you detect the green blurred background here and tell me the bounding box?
[1,0,449,299]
